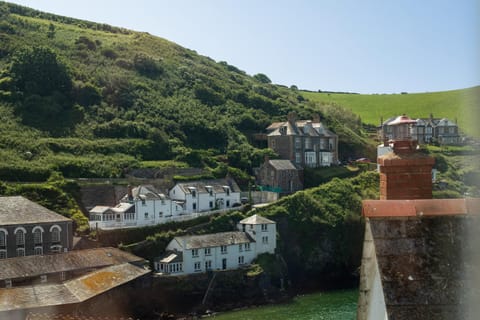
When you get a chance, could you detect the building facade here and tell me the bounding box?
[266,113,338,168]
[379,114,461,145]
[89,179,241,230]
[0,196,73,259]
[257,159,303,194]
[155,214,276,275]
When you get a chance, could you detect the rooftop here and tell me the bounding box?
[268,159,299,171]
[239,214,275,225]
[0,263,149,312]
[0,247,145,281]
[175,178,240,194]
[0,196,71,225]
[174,231,253,250]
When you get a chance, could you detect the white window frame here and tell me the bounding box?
[34,246,43,256]
[0,229,7,247]
[32,226,44,244]
[14,227,26,246]
[50,225,62,243]
[16,247,25,257]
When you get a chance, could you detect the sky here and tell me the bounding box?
[5,0,480,94]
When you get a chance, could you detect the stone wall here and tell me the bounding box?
[365,215,480,320]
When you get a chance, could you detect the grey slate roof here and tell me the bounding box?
[0,196,71,225]
[0,263,149,312]
[175,231,253,250]
[239,214,275,225]
[176,178,240,194]
[0,247,145,281]
[268,159,298,170]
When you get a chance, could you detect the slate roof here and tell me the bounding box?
[268,159,298,171]
[0,263,149,312]
[267,120,335,137]
[174,231,253,250]
[0,247,145,281]
[175,178,240,194]
[239,214,275,225]
[0,196,71,225]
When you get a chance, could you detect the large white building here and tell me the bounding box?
[89,179,241,230]
[154,214,276,275]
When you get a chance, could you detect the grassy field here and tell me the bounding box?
[302,86,480,136]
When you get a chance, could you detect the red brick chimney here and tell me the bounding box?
[378,115,435,200]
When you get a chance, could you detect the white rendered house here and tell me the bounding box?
[89,179,242,230]
[169,179,241,213]
[154,214,276,275]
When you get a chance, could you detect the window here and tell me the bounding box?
[144,212,149,219]
[226,200,230,207]
[125,212,135,220]
[238,256,245,265]
[50,245,62,253]
[5,279,11,288]
[262,236,269,244]
[141,199,146,206]
[261,224,268,231]
[33,228,43,244]
[295,138,301,149]
[0,230,6,247]
[40,275,47,283]
[191,190,196,197]
[305,137,311,149]
[205,260,212,270]
[15,229,25,246]
[51,226,61,243]
[0,250,6,259]
[193,203,196,210]
[209,201,213,208]
[192,249,199,257]
[17,248,25,257]
[221,245,227,254]
[194,262,201,271]
[34,247,43,256]
[295,152,301,164]
[60,272,66,281]
[239,244,243,252]
[224,187,230,196]
[245,243,251,251]
[204,248,211,256]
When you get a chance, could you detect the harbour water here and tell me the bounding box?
[213,289,357,320]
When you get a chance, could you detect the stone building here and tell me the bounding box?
[0,196,73,258]
[257,158,303,194]
[266,112,338,168]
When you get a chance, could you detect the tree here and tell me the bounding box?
[9,46,71,97]
[47,23,55,39]
[253,73,272,84]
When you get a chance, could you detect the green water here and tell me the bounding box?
[213,289,357,320]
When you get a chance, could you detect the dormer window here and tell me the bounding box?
[205,186,213,196]
[188,187,197,198]
[223,186,230,196]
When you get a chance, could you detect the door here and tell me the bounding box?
[222,258,227,270]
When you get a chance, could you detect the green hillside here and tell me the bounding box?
[302,86,480,136]
[0,1,371,185]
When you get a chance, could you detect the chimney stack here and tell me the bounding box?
[378,141,434,200]
[377,114,434,200]
[287,111,297,125]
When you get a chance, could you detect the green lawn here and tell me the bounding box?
[302,86,480,136]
